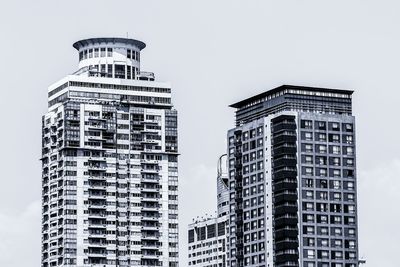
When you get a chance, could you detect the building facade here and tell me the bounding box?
[188,215,229,267]
[227,85,359,267]
[41,38,179,267]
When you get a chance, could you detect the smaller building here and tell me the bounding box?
[188,215,229,267]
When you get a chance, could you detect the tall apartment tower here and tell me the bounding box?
[227,85,358,267]
[41,38,179,267]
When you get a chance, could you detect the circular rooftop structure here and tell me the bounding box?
[73,37,146,51]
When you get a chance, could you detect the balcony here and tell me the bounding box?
[141,187,159,193]
[88,212,106,219]
[87,165,107,172]
[141,178,160,184]
[141,196,160,203]
[141,206,159,212]
[142,234,159,240]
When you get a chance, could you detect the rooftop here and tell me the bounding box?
[73,37,146,51]
[229,85,354,109]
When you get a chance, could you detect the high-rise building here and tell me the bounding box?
[227,85,358,267]
[41,38,179,267]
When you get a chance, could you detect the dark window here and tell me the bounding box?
[218,222,225,236]
[198,226,206,241]
[301,120,313,129]
[315,121,326,130]
[188,229,195,243]
[107,64,113,78]
[207,224,216,239]
[127,66,132,79]
[100,64,106,77]
[115,65,125,79]
[107,48,113,57]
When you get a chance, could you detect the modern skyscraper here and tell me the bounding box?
[41,38,179,267]
[227,85,358,267]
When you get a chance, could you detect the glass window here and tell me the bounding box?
[306,249,315,259]
[107,48,113,57]
[114,64,125,79]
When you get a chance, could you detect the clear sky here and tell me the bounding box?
[0,0,399,266]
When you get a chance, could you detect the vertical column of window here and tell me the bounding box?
[133,110,161,266]
[115,110,130,266]
[300,119,319,267]
[165,110,178,153]
[130,111,144,151]
[41,116,51,267]
[107,48,113,57]
[242,126,265,267]
[100,48,106,57]
[324,121,342,264]
[341,122,358,264]
[65,106,80,148]
[234,129,244,266]
[167,155,179,266]
[100,64,106,77]
[59,108,77,266]
[168,154,179,266]
[127,66,132,80]
[107,64,113,78]
[102,105,117,265]
[271,115,299,267]
[84,109,108,265]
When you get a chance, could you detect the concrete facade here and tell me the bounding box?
[227,85,359,267]
[41,38,179,267]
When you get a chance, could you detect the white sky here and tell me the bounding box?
[0,0,399,266]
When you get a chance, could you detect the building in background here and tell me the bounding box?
[41,38,179,267]
[188,215,228,267]
[227,85,359,267]
[188,156,230,267]
[217,154,229,218]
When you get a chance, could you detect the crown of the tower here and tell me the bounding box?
[72,37,151,80]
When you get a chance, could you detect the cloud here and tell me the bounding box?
[0,200,41,266]
[358,159,400,267]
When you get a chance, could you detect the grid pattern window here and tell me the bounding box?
[227,120,267,267]
[299,116,357,267]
